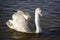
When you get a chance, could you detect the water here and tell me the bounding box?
[0,0,60,40]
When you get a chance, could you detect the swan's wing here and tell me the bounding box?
[28,17,36,32]
[22,11,35,32]
[15,10,31,20]
[16,10,24,15]
[12,14,32,32]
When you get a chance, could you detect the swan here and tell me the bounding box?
[6,8,42,33]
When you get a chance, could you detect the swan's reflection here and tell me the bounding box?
[8,29,42,40]
[7,28,60,40]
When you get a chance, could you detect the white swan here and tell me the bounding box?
[6,8,42,33]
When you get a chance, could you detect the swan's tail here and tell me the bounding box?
[6,20,13,29]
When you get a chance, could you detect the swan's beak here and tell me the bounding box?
[38,8,42,17]
[39,13,42,17]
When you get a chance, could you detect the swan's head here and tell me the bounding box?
[35,8,42,16]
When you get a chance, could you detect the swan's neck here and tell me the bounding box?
[35,8,42,33]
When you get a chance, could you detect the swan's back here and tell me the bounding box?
[12,14,32,32]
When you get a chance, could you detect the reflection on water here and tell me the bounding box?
[1,29,60,40]
[1,0,60,40]
[9,30,41,40]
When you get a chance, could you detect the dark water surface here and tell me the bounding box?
[0,0,60,40]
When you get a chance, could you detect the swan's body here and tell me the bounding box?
[6,8,42,33]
